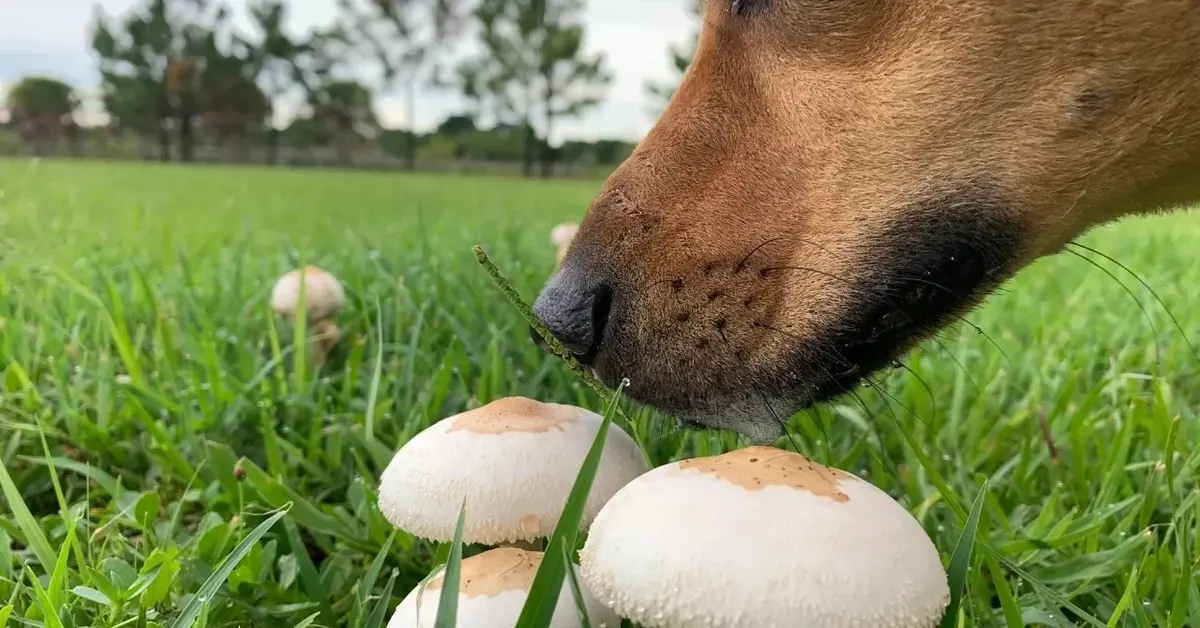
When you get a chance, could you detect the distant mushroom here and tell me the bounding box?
[578,445,950,627]
[388,547,619,627]
[270,265,344,323]
[549,223,579,264]
[377,396,649,547]
[306,320,341,367]
[270,265,345,365]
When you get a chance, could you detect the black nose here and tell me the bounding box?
[530,269,612,364]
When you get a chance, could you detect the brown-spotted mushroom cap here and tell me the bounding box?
[377,396,650,545]
[578,446,950,627]
[388,547,619,627]
[269,265,344,322]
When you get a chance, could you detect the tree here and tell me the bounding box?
[436,113,477,137]
[91,0,232,162]
[310,79,377,165]
[461,0,611,177]
[92,0,174,160]
[280,116,331,150]
[194,30,270,157]
[4,76,79,155]
[247,0,310,164]
[644,0,702,113]
[337,0,468,170]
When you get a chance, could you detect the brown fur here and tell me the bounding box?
[536,0,1200,441]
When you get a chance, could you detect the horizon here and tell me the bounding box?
[0,0,699,144]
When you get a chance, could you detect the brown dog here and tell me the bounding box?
[533,0,1200,442]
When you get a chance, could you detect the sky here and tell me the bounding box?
[0,0,698,142]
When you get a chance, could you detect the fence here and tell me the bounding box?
[0,127,615,180]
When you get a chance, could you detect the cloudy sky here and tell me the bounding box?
[0,0,697,142]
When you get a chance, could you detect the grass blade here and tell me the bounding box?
[363,296,385,445]
[357,530,397,624]
[0,458,56,570]
[939,479,987,628]
[365,569,399,628]
[281,516,337,627]
[515,384,625,628]
[983,554,1023,628]
[561,542,593,628]
[168,504,290,628]
[433,502,467,628]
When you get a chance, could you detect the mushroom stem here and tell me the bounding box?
[306,320,341,368]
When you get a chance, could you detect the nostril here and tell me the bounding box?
[531,274,615,362]
[590,285,613,350]
[528,286,609,359]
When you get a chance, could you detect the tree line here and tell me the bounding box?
[2,0,702,176]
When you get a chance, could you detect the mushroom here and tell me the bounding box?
[377,396,649,547]
[269,265,344,323]
[305,320,341,367]
[578,445,950,627]
[549,223,579,264]
[388,547,619,627]
[270,265,345,365]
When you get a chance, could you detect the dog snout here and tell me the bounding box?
[531,265,614,365]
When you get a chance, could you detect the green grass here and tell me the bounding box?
[0,156,1197,627]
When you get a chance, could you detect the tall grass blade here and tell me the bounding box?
[514,383,625,628]
[939,479,987,628]
[168,505,290,628]
[433,502,467,628]
[0,458,55,570]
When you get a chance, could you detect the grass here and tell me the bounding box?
[0,156,1196,627]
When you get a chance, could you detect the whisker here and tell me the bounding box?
[863,374,929,430]
[1067,241,1200,365]
[894,360,939,423]
[765,233,1008,365]
[734,236,790,272]
[1062,247,1163,374]
[859,375,931,488]
[759,318,911,485]
[714,325,803,452]
[762,264,981,391]
[647,416,684,445]
[632,276,685,297]
[754,320,855,460]
[886,276,1013,368]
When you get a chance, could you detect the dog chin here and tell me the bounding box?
[634,390,800,444]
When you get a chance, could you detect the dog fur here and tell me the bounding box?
[534,0,1200,442]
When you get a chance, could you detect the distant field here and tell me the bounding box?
[0,157,1197,627]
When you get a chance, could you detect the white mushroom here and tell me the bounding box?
[388,547,619,627]
[377,396,649,546]
[549,223,579,263]
[269,265,344,322]
[578,445,950,628]
[305,320,341,367]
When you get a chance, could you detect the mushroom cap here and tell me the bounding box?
[549,223,579,248]
[269,265,344,322]
[578,446,950,628]
[387,547,620,628]
[377,396,650,545]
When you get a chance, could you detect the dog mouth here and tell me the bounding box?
[785,201,1024,415]
[642,236,1016,437]
[819,241,999,392]
[529,190,1024,439]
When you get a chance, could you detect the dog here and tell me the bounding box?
[531,0,1200,443]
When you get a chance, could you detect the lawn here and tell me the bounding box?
[0,157,1196,627]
